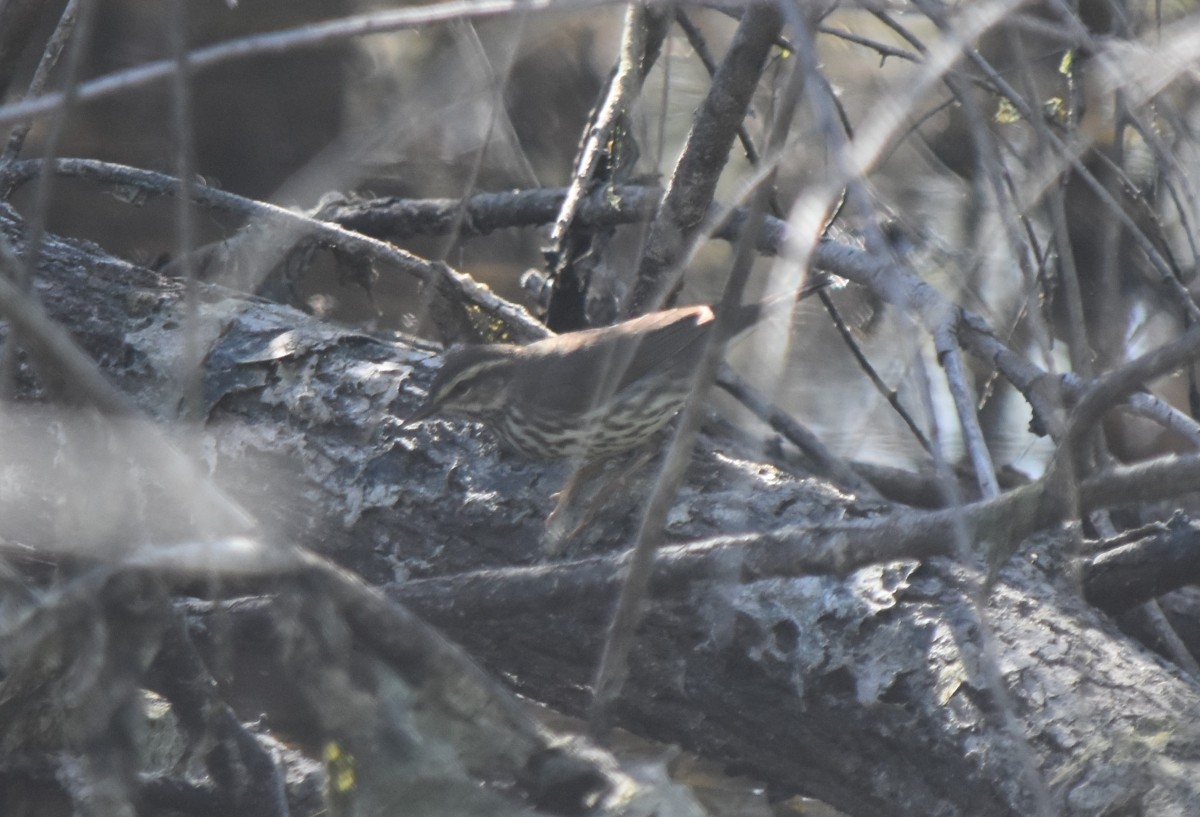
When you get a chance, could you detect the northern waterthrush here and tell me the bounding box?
[405,276,830,460]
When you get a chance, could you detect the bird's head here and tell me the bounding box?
[404,344,521,425]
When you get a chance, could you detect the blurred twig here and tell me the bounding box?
[0,0,608,133]
[590,0,788,741]
[0,0,82,165]
[0,228,255,537]
[0,0,96,400]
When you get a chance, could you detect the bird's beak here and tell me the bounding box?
[399,398,437,429]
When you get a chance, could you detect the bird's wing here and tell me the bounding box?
[607,306,715,390]
[522,303,770,416]
[610,300,769,387]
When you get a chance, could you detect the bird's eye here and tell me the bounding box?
[446,381,474,401]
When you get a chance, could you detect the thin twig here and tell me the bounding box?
[815,22,921,64]
[714,366,885,501]
[935,326,1000,497]
[817,287,934,454]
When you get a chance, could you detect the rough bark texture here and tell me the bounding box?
[5,201,1200,817]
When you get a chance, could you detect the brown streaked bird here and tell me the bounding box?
[404,276,831,461]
